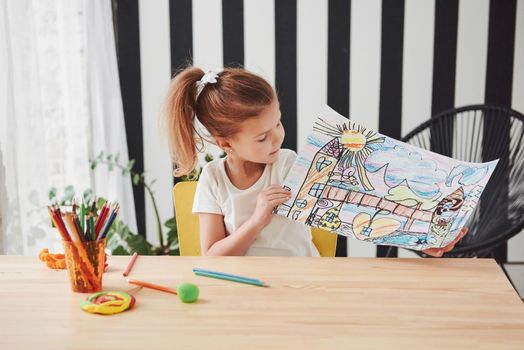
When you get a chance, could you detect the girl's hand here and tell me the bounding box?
[250,185,292,228]
[422,227,469,257]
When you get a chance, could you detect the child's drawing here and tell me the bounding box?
[276,113,498,250]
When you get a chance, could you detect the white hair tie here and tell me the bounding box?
[195,69,223,99]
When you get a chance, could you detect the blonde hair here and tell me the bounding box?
[165,66,275,177]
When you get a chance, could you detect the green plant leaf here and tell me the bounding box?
[164,217,177,229]
[83,189,93,202]
[96,197,107,210]
[107,218,154,255]
[166,221,179,256]
[48,187,57,201]
[111,246,130,256]
[126,234,154,255]
[168,235,179,249]
[105,228,115,241]
[179,168,200,181]
[132,174,141,185]
[106,230,130,255]
[168,247,180,256]
[54,150,174,256]
[167,227,177,240]
[61,185,75,205]
[112,219,129,238]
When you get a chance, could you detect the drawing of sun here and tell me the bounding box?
[314,119,385,191]
[341,129,367,151]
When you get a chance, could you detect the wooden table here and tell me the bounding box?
[1,256,523,349]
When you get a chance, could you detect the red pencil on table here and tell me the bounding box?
[123,252,138,277]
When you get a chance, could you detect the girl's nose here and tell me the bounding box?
[271,128,283,145]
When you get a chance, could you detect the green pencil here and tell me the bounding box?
[89,214,95,241]
[80,198,85,233]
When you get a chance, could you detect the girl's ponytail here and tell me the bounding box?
[165,67,205,177]
[165,66,275,177]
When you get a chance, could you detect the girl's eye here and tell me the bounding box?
[257,136,267,142]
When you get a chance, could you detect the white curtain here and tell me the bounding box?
[0,0,137,255]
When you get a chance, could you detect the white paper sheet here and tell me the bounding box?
[276,112,498,250]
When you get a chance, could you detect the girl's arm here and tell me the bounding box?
[198,213,264,256]
[199,185,291,256]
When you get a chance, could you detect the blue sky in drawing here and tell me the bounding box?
[365,145,448,198]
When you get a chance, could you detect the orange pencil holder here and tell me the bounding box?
[63,240,106,293]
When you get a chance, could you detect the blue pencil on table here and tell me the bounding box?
[193,268,261,283]
[192,268,266,287]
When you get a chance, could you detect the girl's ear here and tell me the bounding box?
[215,137,233,152]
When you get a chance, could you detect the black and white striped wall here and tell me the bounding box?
[115,0,524,260]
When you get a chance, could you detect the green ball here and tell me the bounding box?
[177,283,199,303]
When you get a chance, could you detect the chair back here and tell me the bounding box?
[172,181,201,256]
[401,105,524,258]
[173,181,337,257]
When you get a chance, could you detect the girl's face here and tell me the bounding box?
[226,98,285,164]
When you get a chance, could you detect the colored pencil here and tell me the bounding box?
[122,252,138,277]
[84,215,89,240]
[98,208,115,239]
[193,269,266,287]
[53,205,72,241]
[64,213,84,243]
[80,198,85,233]
[126,278,178,295]
[98,205,119,240]
[90,196,97,214]
[47,201,118,242]
[72,198,77,214]
[89,214,95,241]
[47,207,71,241]
[98,202,110,236]
[73,214,83,240]
[94,201,109,236]
[192,268,262,284]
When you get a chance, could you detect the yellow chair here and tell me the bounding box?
[173,181,337,257]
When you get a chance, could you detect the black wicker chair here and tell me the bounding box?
[389,105,524,261]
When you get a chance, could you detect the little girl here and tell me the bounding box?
[164,66,467,257]
[165,66,319,256]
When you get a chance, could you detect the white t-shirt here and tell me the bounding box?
[192,149,319,256]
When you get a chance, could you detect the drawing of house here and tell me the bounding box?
[288,137,342,223]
